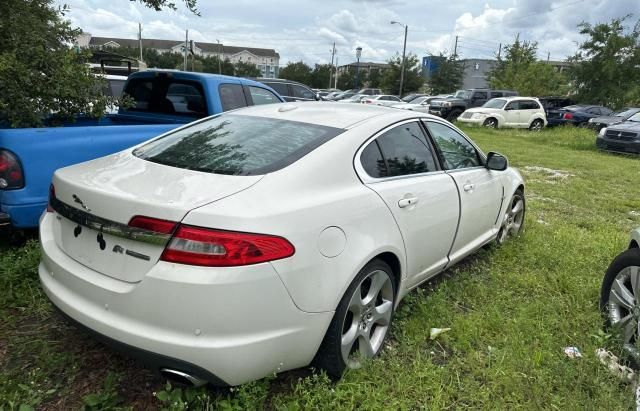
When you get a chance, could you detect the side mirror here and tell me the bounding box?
[486,152,508,171]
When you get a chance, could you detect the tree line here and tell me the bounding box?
[1,0,638,127]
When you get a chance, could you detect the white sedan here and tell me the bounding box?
[457,97,547,130]
[40,103,525,386]
[361,95,403,107]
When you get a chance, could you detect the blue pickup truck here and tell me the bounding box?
[0,70,284,229]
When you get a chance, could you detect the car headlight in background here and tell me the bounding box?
[442,101,452,107]
[599,127,607,137]
[471,113,486,119]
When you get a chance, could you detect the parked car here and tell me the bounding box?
[600,228,640,363]
[546,105,613,127]
[338,94,368,103]
[362,95,403,107]
[329,91,357,101]
[457,97,547,130]
[40,102,525,387]
[538,96,576,115]
[596,112,640,154]
[429,89,518,121]
[0,70,284,229]
[392,95,452,113]
[401,93,428,103]
[256,78,318,102]
[358,88,383,96]
[588,107,640,132]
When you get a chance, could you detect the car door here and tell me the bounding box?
[519,100,541,127]
[357,121,460,287]
[424,121,503,264]
[503,100,522,127]
[471,91,488,107]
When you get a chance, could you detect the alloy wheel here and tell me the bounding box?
[497,192,525,244]
[530,120,543,131]
[341,269,394,368]
[483,118,498,128]
[607,265,640,362]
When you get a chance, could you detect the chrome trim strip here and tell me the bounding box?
[50,197,172,245]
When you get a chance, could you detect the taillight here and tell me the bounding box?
[0,150,24,189]
[47,184,55,212]
[161,225,295,267]
[129,216,177,234]
[563,112,574,120]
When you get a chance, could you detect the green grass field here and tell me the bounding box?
[1,125,639,410]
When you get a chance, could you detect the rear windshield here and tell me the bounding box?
[133,114,344,175]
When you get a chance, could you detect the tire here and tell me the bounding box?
[446,109,463,122]
[600,248,640,366]
[529,119,544,131]
[314,259,396,379]
[496,189,525,245]
[483,118,498,128]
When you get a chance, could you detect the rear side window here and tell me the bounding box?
[473,91,488,99]
[219,84,247,111]
[248,86,280,105]
[123,78,207,117]
[363,122,438,178]
[360,141,386,178]
[520,100,541,110]
[133,115,344,175]
[266,82,289,96]
[291,84,316,100]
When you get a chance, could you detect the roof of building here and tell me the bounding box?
[88,36,279,58]
[339,61,390,69]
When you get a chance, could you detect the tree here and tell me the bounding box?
[310,64,331,88]
[336,67,368,91]
[135,0,199,14]
[569,16,640,109]
[0,0,113,127]
[279,61,312,85]
[368,68,382,88]
[201,56,235,75]
[380,53,424,96]
[234,61,261,77]
[488,37,568,97]
[428,53,464,94]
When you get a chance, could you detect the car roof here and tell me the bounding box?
[497,96,538,101]
[128,69,274,89]
[227,101,440,129]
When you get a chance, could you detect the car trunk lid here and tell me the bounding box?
[50,152,262,283]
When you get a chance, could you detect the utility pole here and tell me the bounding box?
[334,56,339,89]
[216,39,222,74]
[497,43,502,59]
[453,35,459,58]
[354,47,362,89]
[183,29,188,71]
[547,51,550,62]
[138,23,143,62]
[190,40,195,71]
[391,21,408,97]
[329,42,336,89]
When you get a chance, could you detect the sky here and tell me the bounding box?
[56,0,640,65]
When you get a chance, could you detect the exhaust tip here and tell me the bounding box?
[160,368,207,387]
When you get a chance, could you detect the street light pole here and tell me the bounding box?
[216,39,222,74]
[354,46,362,90]
[391,21,408,97]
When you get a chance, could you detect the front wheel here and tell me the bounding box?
[600,248,640,366]
[314,259,396,379]
[483,118,498,128]
[529,119,544,131]
[496,189,525,245]
[447,109,463,122]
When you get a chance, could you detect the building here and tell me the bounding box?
[78,34,280,78]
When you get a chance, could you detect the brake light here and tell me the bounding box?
[161,225,295,267]
[128,216,177,234]
[0,150,24,189]
[47,184,55,212]
[563,112,574,120]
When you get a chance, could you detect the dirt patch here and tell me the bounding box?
[522,166,575,184]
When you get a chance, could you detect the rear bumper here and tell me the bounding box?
[596,136,640,154]
[38,213,333,386]
[0,211,10,227]
[0,201,46,228]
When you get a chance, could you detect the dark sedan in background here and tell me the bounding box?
[547,104,613,127]
[596,112,640,154]
[588,107,640,131]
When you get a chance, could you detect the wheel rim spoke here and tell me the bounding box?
[341,323,359,361]
[358,334,375,358]
[611,277,635,311]
[362,271,387,306]
[511,199,524,216]
[616,314,637,343]
[348,286,364,315]
[372,300,393,326]
[630,266,640,296]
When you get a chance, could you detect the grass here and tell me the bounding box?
[1,125,639,410]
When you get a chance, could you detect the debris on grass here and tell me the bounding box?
[429,328,451,340]
[595,348,636,383]
[629,211,640,218]
[522,166,575,183]
[563,346,582,359]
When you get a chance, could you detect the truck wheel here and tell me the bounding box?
[446,109,463,122]
[483,118,498,128]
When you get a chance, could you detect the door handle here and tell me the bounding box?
[398,197,419,208]
[463,183,475,192]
